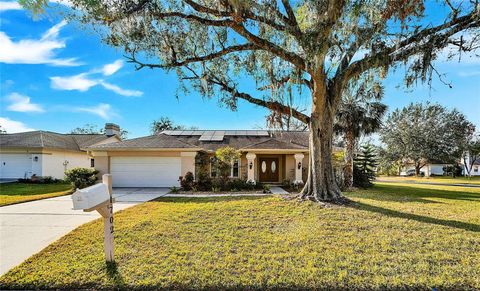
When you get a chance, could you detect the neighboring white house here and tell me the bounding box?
[461,152,480,176]
[0,124,121,180]
[400,161,452,176]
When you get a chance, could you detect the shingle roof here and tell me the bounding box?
[0,131,113,151]
[87,134,199,150]
[87,131,310,151]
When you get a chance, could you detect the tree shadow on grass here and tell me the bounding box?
[105,261,125,288]
[351,201,480,232]
[347,184,480,204]
[151,195,273,204]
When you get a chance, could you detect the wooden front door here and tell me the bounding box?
[258,158,279,182]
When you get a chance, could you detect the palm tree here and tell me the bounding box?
[335,81,387,188]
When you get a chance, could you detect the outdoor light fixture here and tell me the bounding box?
[33,156,39,162]
[297,162,302,170]
[249,161,253,169]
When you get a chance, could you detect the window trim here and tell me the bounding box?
[90,158,95,168]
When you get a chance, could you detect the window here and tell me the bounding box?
[231,159,239,177]
[90,158,95,167]
[474,166,479,173]
[210,157,217,177]
[210,158,240,178]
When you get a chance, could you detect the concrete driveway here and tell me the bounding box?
[0,187,168,275]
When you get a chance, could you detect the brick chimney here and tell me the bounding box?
[104,123,120,137]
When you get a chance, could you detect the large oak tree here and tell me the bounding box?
[28,0,480,202]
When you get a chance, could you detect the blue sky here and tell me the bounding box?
[0,1,479,138]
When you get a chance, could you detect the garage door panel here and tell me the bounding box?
[110,157,181,187]
[0,154,32,179]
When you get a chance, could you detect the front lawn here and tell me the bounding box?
[0,182,72,206]
[379,175,480,185]
[1,183,479,290]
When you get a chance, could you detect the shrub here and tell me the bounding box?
[262,184,271,194]
[179,172,194,191]
[17,176,63,184]
[212,177,228,191]
[64,167,99,189]
[169,186,180,193]
[228,178,248,190]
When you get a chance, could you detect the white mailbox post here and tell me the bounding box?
[72,174,114,262]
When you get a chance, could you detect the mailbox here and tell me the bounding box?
[72,183,110,210]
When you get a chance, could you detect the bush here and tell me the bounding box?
[64,167,98,189]
[179,172,194,191]
[212,177,229,191]
[169,186,180,193]
[228,178,248,190]
[17,175,64,184]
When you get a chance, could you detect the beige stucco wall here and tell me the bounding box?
[42,149,92,179]
[181,152,196,177]
[94,156,109,177]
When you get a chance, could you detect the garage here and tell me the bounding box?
[110,156,181,187]
[0,153,32,179]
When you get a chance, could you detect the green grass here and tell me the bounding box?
[0,182,72,206]
[1,183,479,290]
[379,175,480,185]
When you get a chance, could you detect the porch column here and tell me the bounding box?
[294,153,304,183]
[246,153,256,183]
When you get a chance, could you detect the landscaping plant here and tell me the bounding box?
[64,167,99,189]
[179,172,195,191]
[353,144,377,188]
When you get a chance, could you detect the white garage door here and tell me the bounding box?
[0,154,32,179]
[110,156,181,187]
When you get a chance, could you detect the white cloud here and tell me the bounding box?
[50,73,98,91]
[51,67,143,97]
[102,60,123,76]
[75,103,117,120]
[6,93,45,113]
[0,1,22,12]
[0,21,80,66]
[0,117,34,133]
[100,81,143,97]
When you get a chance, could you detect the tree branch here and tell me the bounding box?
[342,12,479,84]
[125,43,260,69]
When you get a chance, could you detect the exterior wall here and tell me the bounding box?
[0,148,92,179]
[42,150,92,179]
[471,164,480,176]
[94,155,110,177]
[285,155,295,181]
[181,152,196,177]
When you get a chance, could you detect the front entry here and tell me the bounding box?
[258,158,279,182]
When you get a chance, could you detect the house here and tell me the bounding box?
[400,161,452,176]
[87,130,314,187]
[461,153,480,176]
[0,124,121,179]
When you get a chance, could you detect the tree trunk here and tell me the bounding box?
[343,130,355,189]
[415,163,421,176]
[300,90,343,202]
